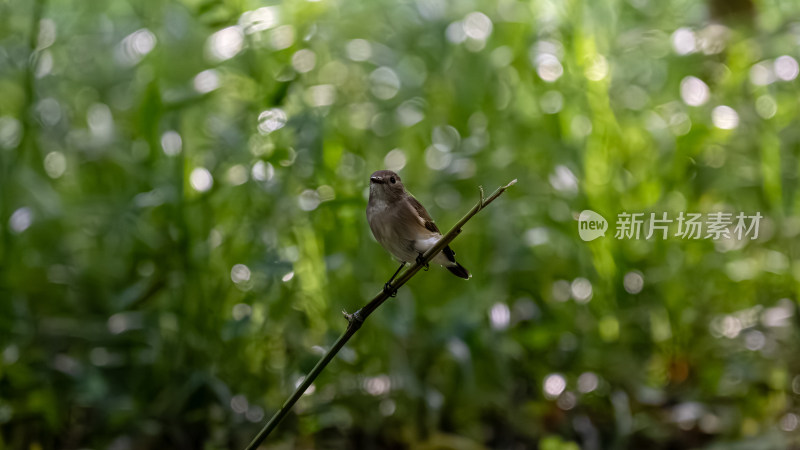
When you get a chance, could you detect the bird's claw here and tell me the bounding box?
[416,253,429,271]
[383,283,397,297]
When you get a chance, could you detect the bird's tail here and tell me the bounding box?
[447,261,471,279]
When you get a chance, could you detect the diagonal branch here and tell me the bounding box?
[245,179,517,450]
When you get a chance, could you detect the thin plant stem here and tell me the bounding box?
[245,179,517,450]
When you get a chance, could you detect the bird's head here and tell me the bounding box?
[369,170,405,201]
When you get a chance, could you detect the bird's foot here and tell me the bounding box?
[383,283,397,297]
[416,253,429,271]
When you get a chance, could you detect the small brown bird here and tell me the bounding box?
[366,169,470,294]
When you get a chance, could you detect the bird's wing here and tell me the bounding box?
[406,194,440,233]
[405,194,459,262]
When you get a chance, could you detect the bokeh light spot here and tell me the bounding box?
[117,28,156,66]
[37,18,56,50]
[774,55,799,81]
[552,280,571,302]
[424,145,452,171]
[88,103,113,139]
[239,6,280,34]
[298,189,321,211]
[245,406,264,423]
[161,131,182,156]
[363,375,391,396]
[445,21,466,44]
[230,394,248,414]
[270,25,295,50]
[549,165,578,195]
[540,90,563,114]
[251,161,275,182]
[571,278,592,303]
[680,76,709,106]
[524,227,549,246]
[384,148,407,171]
[463,12,492,41]
[744,330,765,351]
[584,55,608,81]
[0,116,22,149]
[306,84,336,107]
[226,165,248,186]
[578,372,599,393]
[671,27,696,55]
[379,399,396,416]
[623,271,644,294]
[557,391,577,410]
[571,115,592,137]
[755,95,777,119]
[370,67,401,100]
[489,302,510,330]
[44,151,66,179]
[432,125,460,152]
[9,207,33,234]
[535,53,563,82]
[193,69,220,93]
[231,264,251,284]
[396,99,425,127]
[37,98,62,126]
[346,39,372,61]
[749,61,774,86]
[206,26,244,62]
[232,303,252,320]
[543,373,567,399]
[711,105,738,130]
[292,49,316,73]
[780,413,799,432]
[190,167,213,192]
[257,108,287,134]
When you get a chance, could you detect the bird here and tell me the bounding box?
[366,169,470,295]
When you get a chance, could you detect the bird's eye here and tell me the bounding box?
[390,177,396,184]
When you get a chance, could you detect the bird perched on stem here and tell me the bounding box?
[366,170,470,295]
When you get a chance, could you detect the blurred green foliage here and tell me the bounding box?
[2,0,800,448]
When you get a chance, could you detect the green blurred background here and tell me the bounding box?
[2,0,800,448]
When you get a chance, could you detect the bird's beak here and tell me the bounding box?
[370,176,383,184]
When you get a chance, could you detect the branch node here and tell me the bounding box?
[343,309,364,325]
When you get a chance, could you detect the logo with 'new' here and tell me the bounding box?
[578,210,608,241]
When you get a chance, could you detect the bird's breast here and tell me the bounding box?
[368,198,389,213]
[367,200,415,262]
